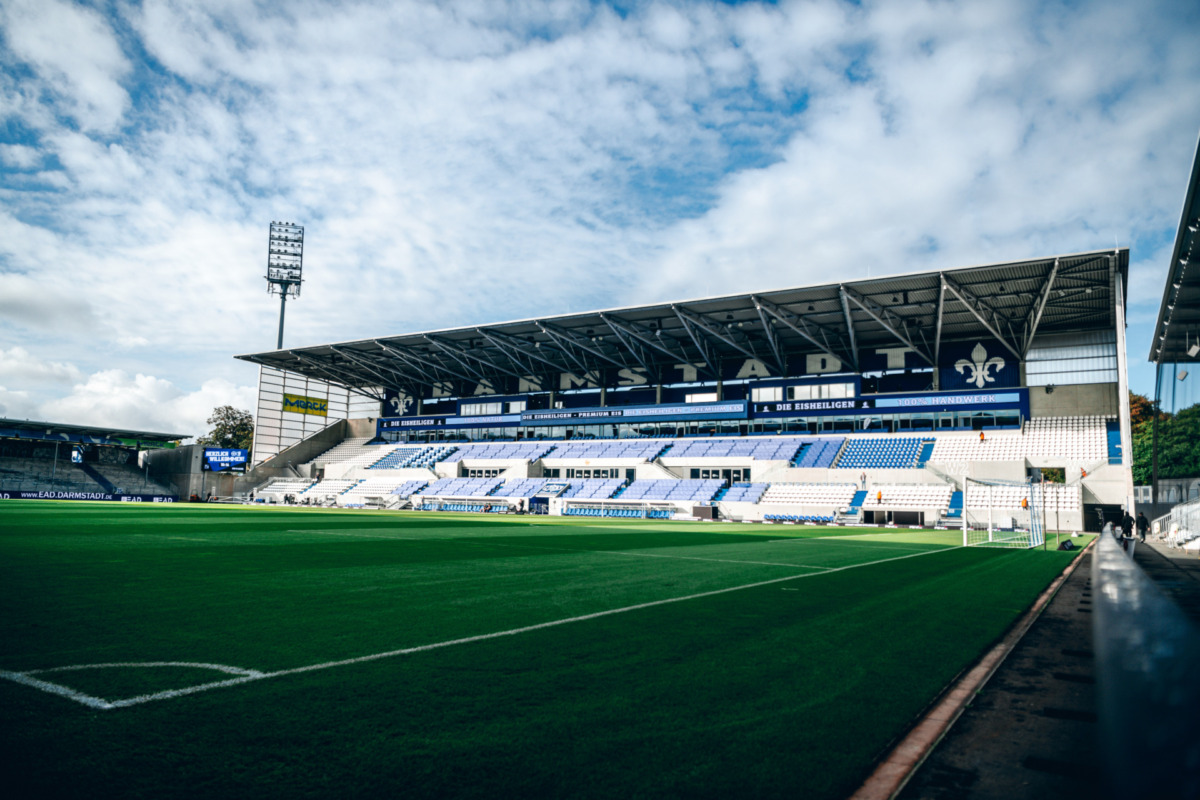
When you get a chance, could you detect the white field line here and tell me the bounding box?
[0,544,962,711]
[0,662,266,711]
[292,527,833,569]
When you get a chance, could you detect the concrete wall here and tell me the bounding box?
[145,444,243,499]
[1028,382,1118,417]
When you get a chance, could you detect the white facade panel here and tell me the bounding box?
[1026,330,1118,386]
[251,366,381,465]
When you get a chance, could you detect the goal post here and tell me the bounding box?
[962,477,1045,549]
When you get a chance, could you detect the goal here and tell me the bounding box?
[962,477,1045,548]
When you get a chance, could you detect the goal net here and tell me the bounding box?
[962,477,1045,549]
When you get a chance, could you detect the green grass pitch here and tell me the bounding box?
[0,501,1087,798]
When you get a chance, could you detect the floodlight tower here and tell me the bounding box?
[266,221,304,349]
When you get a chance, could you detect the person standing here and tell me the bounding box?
[1136,511,1149,542]
[1121,510,1135,539]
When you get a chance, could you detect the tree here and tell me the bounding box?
[1129,391,1159,431]
[1131,400,1200,484]
[197,406,254,450]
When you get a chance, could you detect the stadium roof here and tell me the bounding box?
[237,248,1129,399]
[0,418,188,445]
[1150,129,1200,363]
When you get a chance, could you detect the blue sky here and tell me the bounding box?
[1,0,1198,437]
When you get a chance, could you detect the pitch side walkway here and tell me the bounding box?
[1131,539,1200,627]
[891,538,1200,800]
[894,549,1100,800]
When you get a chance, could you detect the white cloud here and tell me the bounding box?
[0,0,1197,423]
[0,0,131,132]
[0,385,39,420]
[41,370,256,439]
[0,143,40,169]
[0,346,83,384]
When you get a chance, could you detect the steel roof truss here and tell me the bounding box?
[934,280,946,368]
[287,352,383,401]
[535,321,627,372]
[475,329,569,376]
[331,346,422,395]
[838,287,860,371]
[940,276,1022,361]
[1022,257,1060,355]
[671,305,761,362]
[754,304,788,375]
[843,286,934,365]
[377,341,476,385]
[753,295,849,370]
[597,319,660,376]
[600,313,699,373]
[424,336,526,382]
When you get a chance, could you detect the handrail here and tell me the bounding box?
[1092,531,1200,799]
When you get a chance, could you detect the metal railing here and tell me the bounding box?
[1092,531,1200,799]
[1152,495,1200,549]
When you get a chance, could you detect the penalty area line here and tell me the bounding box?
[1,545,961,710]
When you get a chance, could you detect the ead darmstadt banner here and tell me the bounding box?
[0,491,177,502]
[283,393,328,417]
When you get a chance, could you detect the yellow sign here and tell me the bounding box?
[283,393,328,417]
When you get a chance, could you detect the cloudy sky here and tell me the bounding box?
[1,0,1198,439]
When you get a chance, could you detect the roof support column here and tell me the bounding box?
[838,286,859,372]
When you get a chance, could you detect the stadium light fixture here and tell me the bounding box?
[265,221,305,349]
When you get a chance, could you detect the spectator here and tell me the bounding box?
[1121,510,1135,539]
[1136,512,1149,542]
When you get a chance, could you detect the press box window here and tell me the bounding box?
[751,386,783,402]
[461,402,502,416]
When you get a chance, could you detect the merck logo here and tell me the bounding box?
[955,343,1005,389]
[285,397,327,413]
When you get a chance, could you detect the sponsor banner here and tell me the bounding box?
[378,414,522,432]
[0,491,177,502]
[203,448,249,473]
[938,340,1020,391]
[283,393,329,417]
[116,438,177,449]
[752,389,1027,418]
[873,392,1022,408]
[521,401,747,425]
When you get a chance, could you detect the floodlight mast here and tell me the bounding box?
[265,221,304,349]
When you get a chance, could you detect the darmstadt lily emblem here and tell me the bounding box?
[955,343,1005,389]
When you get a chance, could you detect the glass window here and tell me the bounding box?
[788,385,812,401]
[752,386,783,402]
[686,392,718,403]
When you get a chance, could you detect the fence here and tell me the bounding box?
[1151,495,1200,549]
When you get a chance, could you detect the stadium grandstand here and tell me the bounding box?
[0,419,184,501]
[235,248,1134,533]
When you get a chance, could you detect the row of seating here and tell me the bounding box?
[929,416,1112,462]
[615,479,724,502]
[565,506,649,518]
[835,438,930,469]
[420,502,507,513]
[720,483,769,503]
[760,482,858,507]
[964,483,1081,510]
[764,514,835,523]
